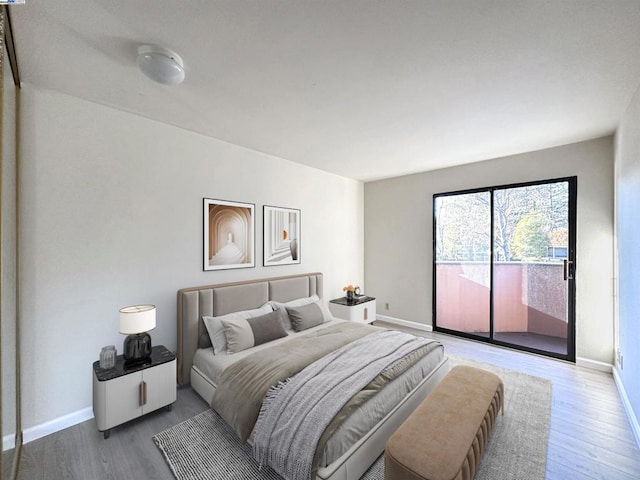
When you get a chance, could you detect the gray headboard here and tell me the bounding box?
[177,272,323,385]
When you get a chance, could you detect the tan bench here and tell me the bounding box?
[385,365,504,480]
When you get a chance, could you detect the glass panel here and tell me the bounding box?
[435,192,491,337]
[492,182,569,355]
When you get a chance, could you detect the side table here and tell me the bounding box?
[329,296,377,324]
[92,345,176,439]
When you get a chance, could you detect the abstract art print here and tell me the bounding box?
[263,205,301,266]
[203,198,255,271]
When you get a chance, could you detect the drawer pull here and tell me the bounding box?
[139,381,147,406]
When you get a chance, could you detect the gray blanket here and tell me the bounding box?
[252,329,431,480]
[211,321,379,441]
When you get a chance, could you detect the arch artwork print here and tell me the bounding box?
[203,198,255,271]
[263,205,301,266]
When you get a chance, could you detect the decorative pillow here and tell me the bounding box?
[271,294,331,330]
[222,310,288,354]
[202,302,273,354]
[286,302,325,332]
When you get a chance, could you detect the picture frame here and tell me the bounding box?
[203,198,255,271]
[263,205,301,266]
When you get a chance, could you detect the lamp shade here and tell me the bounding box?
[119,304,156,334]
[136,45,185,85]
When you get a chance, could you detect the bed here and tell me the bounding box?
[177,272,450,480]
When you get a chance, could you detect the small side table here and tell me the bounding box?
[329,296,376,324]
[93,345,176,439]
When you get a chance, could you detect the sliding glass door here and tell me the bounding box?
[433,178,576,361]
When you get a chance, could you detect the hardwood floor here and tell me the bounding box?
[15,325,640,480]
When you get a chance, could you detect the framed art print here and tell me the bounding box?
[263,205,301,266]
[203,198,255,271]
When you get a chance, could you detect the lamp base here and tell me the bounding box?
[123,332,152,366]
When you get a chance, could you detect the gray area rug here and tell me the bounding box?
[153,355,551,480]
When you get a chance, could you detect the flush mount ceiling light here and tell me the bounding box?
[136,45,185,85]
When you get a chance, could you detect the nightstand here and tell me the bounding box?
[92,345,176,439]
[329,296,377,324]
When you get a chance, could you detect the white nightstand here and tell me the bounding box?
[329,296,377,324]
[92,345,176,438]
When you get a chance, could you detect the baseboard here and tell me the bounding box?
[23,406,94,444]
[375,314,433,332]
[576,356,613,373]
[3,432,15,451]
[613,367,640,450]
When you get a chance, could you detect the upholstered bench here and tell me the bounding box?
[385,365,504,480]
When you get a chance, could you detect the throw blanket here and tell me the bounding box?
[252,329,431,480]
[211,321,379,441]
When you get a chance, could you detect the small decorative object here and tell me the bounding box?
[119,304,156,366]
[203,198,255,271]
[263,205,301,266]
[343,285,358,303]
[99,345,117,370]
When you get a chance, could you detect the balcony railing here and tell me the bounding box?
[436,262,567,339]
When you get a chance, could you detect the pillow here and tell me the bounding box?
[286,302,325,332]
[202,302,273,354]
[271,294,331,330]
[198,333,212,349]
[222,310,288,354]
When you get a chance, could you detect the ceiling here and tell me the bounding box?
[9,1,640,182]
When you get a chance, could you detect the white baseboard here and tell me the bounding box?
[576,356,613,373]
[3,433,15,451]
[375,315,433,332]
[23,406,94,444]
[613,367,640,449]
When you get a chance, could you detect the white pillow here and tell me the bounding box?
[270,294,332,330]
[202,302,273,354]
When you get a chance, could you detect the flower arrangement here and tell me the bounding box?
[343,284,359,302]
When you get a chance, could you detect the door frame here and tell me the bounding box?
[432,176,577,362]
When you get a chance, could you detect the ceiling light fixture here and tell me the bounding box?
[136,45,185,85]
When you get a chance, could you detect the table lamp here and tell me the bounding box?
[119,304,156,365]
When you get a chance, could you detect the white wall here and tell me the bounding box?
[18,84,364,431]
[365,137,614,364]
[614,81,640,442]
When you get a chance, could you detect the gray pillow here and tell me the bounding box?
[286,302,325,332]
[202,302,273,354]
[270,294,320,330]
[247,311,288,346]
[222,310,288,354]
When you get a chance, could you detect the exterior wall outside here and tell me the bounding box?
[614,80,640,440]
[18,84,364,431]
[365,137,614,364]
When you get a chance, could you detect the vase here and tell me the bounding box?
[346,290,354,302]
[100,345,116,370]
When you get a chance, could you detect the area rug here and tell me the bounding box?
[153,355,551,480]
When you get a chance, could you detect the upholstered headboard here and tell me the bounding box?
[176,272,323,385]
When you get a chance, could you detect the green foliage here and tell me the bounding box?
[511,214,550,261]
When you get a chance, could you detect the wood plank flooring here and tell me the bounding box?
[15,324,640,480]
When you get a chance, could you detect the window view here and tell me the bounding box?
[434,179,575,360]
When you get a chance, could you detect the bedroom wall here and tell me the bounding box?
[17,84,364,435]
[614,81,640,443]
[364,137,614,365]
